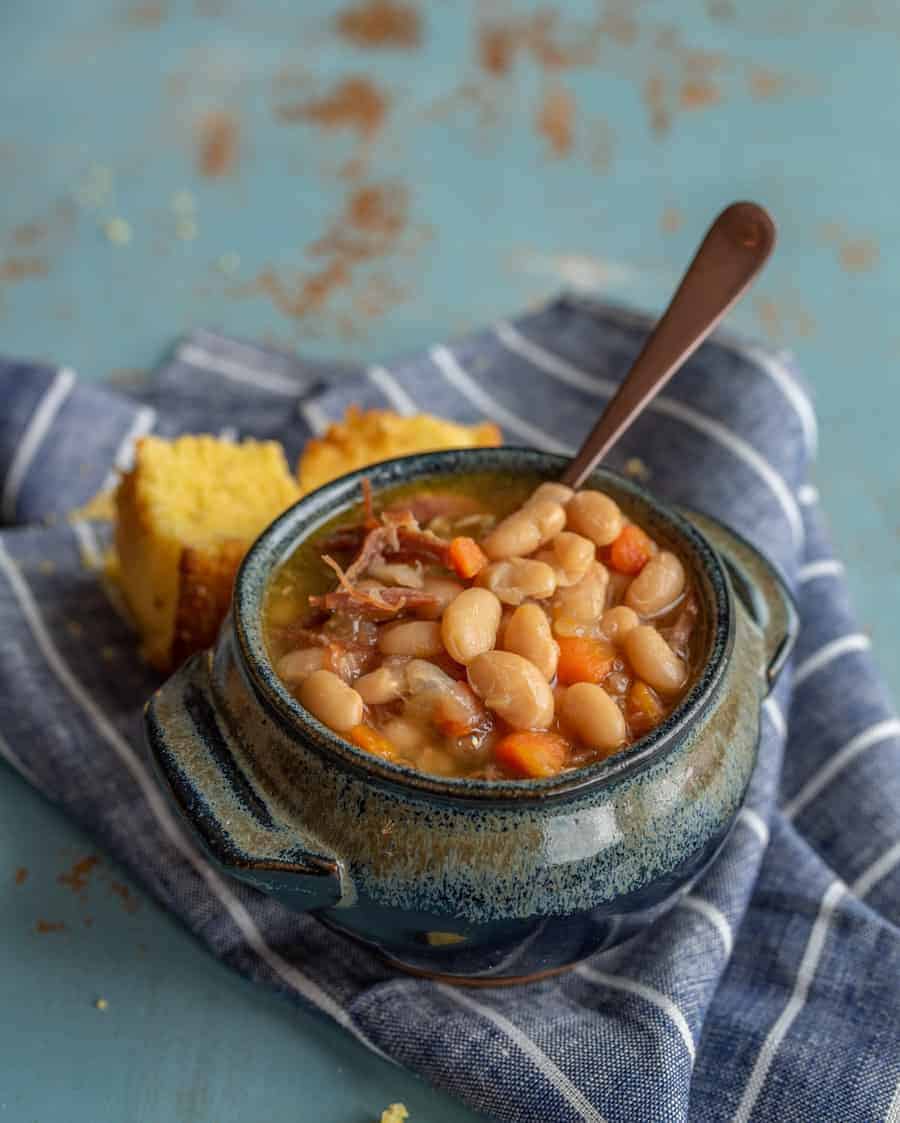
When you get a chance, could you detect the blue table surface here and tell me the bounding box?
[2,1,898,1120]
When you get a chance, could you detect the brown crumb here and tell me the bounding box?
[536,83,575,157]
[58,855,99,895]
[643,72,670,137]
[242,182,411,322]
[335,0,420,48]
[196,111,239,178]
[754,296,782,343]
[277,76,387,138]
[660,206,683,234]
[127,2,167,26]
[839,239,878,273]
[12,220,47,246]
[479,24,517,75]
[679,78,721,110]
[36,919,66,934]
[747,66,787,101]
[14,867,28,886]
[0,256,48,283]
[110,881,140,914]
[706,0,736,19]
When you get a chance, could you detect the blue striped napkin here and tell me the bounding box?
[1,296,898,1123]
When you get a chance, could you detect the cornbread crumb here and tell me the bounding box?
[425,931,466,946]
[115,435,300,670]
[95,997,108,1011]
[176,216,198,241]
[69,489,117,522]
[217,251,240,275]
[380,1106,408,1123]
[298,406,501,494]
[624,457,651,482]
[104,217,132,245]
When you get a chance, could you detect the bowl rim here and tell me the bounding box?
[233,447,735,803]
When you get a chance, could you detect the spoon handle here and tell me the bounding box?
[560,201,776,489]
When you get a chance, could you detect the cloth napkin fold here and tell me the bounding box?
[1,296,898,1123]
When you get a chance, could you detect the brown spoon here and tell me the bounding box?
[560,201,776,489]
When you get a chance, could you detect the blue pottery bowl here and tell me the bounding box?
[145,448,797,985]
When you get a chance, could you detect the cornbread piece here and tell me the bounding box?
[380,1106,409,1123]
[298,406,502,494]
[115,435,300,671]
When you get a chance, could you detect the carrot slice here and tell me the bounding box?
[349,724,398,760]
[609,525,654,575]
[556,636,616,685]
[626,680,665,736]
[448,536,487,580]
[494,731,570,779]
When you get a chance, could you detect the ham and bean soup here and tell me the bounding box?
[264,473,705,780]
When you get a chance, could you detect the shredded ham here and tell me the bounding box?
[308,483,461,619]
[309,586,441,618]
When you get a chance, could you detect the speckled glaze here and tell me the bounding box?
[145,449,797,983]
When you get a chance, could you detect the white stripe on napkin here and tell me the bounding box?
[681,895,734,957]
[798,559,844,583]
[852,839,900,900]
[367,365,417,415]
[783,719,900,820]
[438,985,608,1123]
[178,343,301,396]
[430,345,573,456]
[732,880,847,1123]
[575,965,696,1062]
[794,633,871,688]
[2,367,76,521]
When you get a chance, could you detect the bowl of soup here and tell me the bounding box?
[145,448,796,983]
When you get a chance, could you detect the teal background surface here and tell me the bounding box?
[1,1,896,1119]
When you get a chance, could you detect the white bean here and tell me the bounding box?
[378,620,444,658]
[381,717,427,752]
[561,683,626,752]
[355,665,406,705]
[299,670,364,733]
[566,490,623,547]
[277,647,325,685]
[441,588,502,665]
[599,605,640,644]
[367,560,424,589]
[536,531,595,587]
[625,551,685,617]
[481,499,566,560]
[502,603,559,681]
[623,625,687,696]
[415,574,464,620]
[467,651,555,730]
[553,561,609,631]
[525,481,574,507]
[477,558,557,605]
